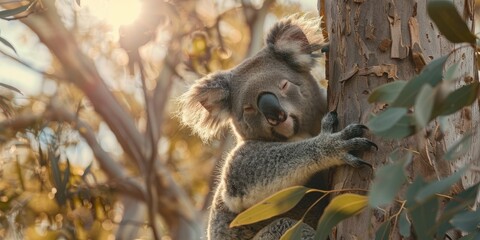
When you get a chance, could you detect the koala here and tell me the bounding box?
[179,15,376,240]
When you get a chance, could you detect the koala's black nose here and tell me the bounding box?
[257,93,287,126]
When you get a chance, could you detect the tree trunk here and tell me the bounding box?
[321,0,477,239]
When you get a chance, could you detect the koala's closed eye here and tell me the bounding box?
[280,80,289,90]
[243,105,256,114]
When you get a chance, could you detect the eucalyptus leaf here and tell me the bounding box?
[435,182,480,236]
[427,0,476,44]
[63,158,71,188]
[406,177,438,240]
[375,220,391,240]
[368,152,412,208]
[444,132,473,161]
[315,194,367,240]
[368,108,407,133]
[230,186,311,227]
[443,63,460,82]
[414,85,435,128]
[437,82,479,116]
[369,113,414,139]
[409,197,438,240]
[399,211,411,237]
[406,176,427,207]
[458,231,480,240]
[450,210,480,232]
[280,220,304,240]
[392,56,448,108]
[368,81,407,104]
[415,167,467,202]
[82,161,93,179]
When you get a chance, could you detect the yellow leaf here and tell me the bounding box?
[315,193,368,240]
[230,186,311,227]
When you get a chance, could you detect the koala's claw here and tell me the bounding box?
[339,124,368,139]
[368,140,378,151]
[357,158,373,168]
[344,154,373,168]
[343,138,377,152]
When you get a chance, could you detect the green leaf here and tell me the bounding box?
[427,0,476,44]
[280,220,304,240]
[62,158,71,188]
[392,56,448,108]
[415,167,467,202]
[409,197,439,240]
[368,81,407,104]
[405,177,438,240]
[315,194,367,240]
[82,161,93,179]
[436,183,479,236]
[444,132,473,161]
[368,108,407,133]
[436,82,479,116]
[0,83,22,95]
[375,220,391,240]
[230,186,311,227]
[0,36,17,55]
[443,63,460,82]
[444,183,479,213]
[50,151,62,191]
[368,111,414,139]
[368,152,412,208]
[451,210,480,232]
[406,176,428,207]
[0,1,35,19]
[399,211,411,237]
[458,231,480,240]
[414,84,435,128]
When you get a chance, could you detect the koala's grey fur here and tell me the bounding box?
[179,15,375,240]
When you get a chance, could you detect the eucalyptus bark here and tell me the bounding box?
[321,0,477,239]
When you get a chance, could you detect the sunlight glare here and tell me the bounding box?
[84,0,142,29]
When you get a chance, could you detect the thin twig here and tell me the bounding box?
[138,50,161,240]
[0,48,64,80]
[390,200,406,235]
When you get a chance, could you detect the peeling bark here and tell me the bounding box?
[322,0,477,239]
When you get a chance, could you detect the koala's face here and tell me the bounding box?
[179,15,327,142]
[228,51,325,141]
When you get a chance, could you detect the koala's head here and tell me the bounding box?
[179,15,327,142]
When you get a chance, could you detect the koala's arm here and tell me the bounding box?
[221,112,376,213]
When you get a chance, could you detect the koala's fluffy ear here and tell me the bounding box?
[267,15,327,72]
[178,72,231,141]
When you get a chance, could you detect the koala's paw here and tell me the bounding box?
[320,112,376,168]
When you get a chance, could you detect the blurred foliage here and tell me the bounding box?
[0,0,309,238]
